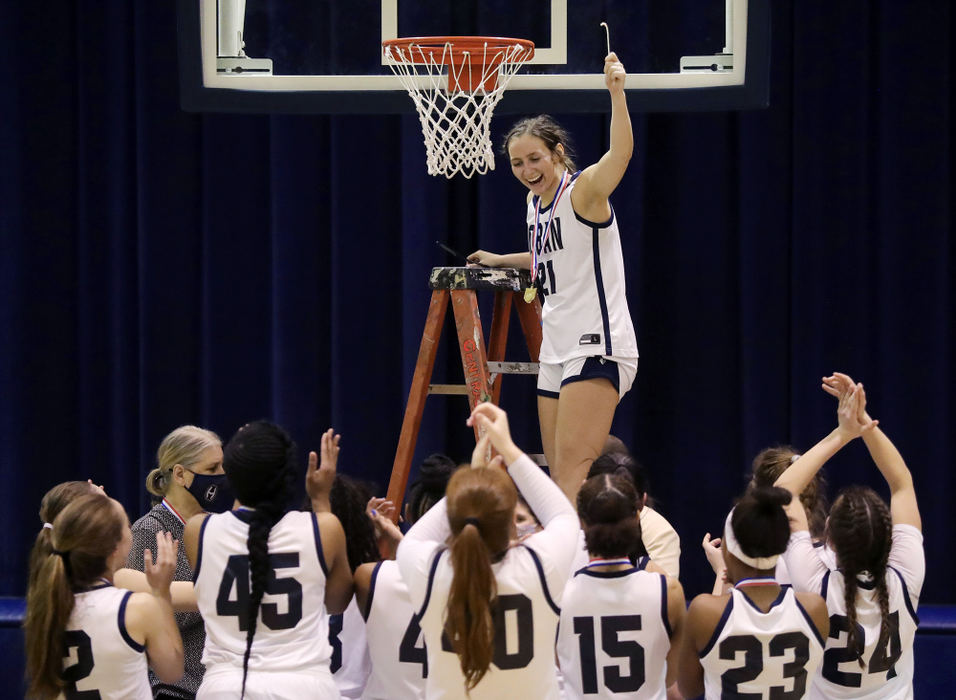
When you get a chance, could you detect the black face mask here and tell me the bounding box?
[185,471,235,513]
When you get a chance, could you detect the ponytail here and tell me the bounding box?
[24,493,121,699]
[446,522,497,690]
[443,467,517,691]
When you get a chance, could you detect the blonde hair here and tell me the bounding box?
[146,425,221,498]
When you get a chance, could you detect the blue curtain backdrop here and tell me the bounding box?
[1,2,953,604]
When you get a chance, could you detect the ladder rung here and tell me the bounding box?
[487,361,539,375]
[527,453,549,468]
[428,384,471,395]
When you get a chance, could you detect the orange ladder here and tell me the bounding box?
[385,266,542,511]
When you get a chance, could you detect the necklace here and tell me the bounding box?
[526,170,571,303]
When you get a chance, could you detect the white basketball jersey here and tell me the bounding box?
[700,586,824,699]
[809,567,919,700]
[419,545,563,700]
[363,560,427,700]
[526,172,638,364]
[330,597,371,698]
[557,567,671,700]
[61,584,152,699]
[194,510,333,674]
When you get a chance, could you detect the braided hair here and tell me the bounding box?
[222,421,298,698]
[827,486,893,666]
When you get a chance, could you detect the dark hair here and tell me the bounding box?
[730,486,793,560]
[827,486,893,666]
[602,434,632,458]
[406,453,455,525]
[751,445,829,539]
[501,115,576,171]
[444,467,517,691]
[24,493,122,699]
[222,420,298,698]
[329,475,379,572]
[588,452,648,499]
[577,474,642,560]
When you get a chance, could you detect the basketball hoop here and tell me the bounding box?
[383,37,535,179]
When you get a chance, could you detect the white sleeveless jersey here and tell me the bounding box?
[362,560,427,700]
[527,172,638,364]
[700,586,825,699]
[419,545,563,700]
[194,510,333,674]
[61,584,152,699]
[557,566,671,700]
[329,596,371,698]
[809,567,919,700]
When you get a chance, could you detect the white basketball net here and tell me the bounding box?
[384,40,533,179]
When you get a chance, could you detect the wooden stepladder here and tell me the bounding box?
[385,266,542,512]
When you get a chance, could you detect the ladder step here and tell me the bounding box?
[428,384,471,395]
[487,361,539,375]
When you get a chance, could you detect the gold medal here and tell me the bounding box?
[523,286,537,303]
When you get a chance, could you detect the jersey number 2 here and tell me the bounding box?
[62,629,102,699]
[216,552,303,631]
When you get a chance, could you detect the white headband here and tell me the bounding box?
[724,509,780,570]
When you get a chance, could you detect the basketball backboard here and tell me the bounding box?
[178,0,770,114]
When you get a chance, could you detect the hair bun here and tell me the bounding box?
[419,453,456,489]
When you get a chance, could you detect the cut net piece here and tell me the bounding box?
[383,37,535,179]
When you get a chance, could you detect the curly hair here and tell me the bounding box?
[329,475,379,572]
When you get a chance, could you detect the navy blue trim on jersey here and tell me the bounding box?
[590,230,613,356]
[74,581,113,593]
[418,548,446,618]
[364,560,386,621]
[523,545,561,615]
[311,512,329,577]
[889,566,920,626]
[561,356,620,393]
[193,514,212,581]
[572,208,614,230]
[738,585,788,614]
[700,595,735,658]
[636,556,650,571]
[792,589,827,647]
[536,388,560,399]
[578,566,639,579]
[118,590,146,653]
[820,569,831,600]
[230,509,255,524]
[660,574,673,637]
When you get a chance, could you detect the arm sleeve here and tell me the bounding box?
[396,498,449,611]
[781,531,830,594]
[127,516,160,572]
[888,524,925,599]
[510,455,579,598]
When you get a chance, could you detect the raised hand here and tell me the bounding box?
[307,428,341,511]
[604,52,626,94]
[836,382,878,438]
[144,531,178,597]
[467,402,521,464]
[701,532,726,576]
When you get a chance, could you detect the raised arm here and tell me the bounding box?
[774,381,875,497]
[824,372,920,529]
[306,428,340,514]
[571,52,633,221]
